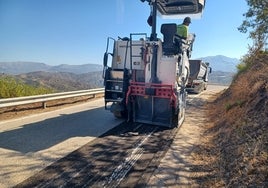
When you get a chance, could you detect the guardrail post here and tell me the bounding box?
[43,102,47,109]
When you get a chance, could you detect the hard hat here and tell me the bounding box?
[183,17,191,24]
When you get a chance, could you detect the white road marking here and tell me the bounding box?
[101,126,158,188]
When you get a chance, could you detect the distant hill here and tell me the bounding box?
[15,71,103,92]
[198,55,240,72]
[208,71,235,86]
[0,62,103,75]
[0,55,238,91]
[0,55,238,74]
[49,64,103,74]
[0,62,50,75]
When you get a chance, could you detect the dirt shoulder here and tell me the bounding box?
[190,54,268,187]
[147,85,227,187]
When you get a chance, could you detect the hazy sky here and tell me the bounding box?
[0,0,250,65]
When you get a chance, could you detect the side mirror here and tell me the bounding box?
[209,67,212,73]
[103,52,108,67]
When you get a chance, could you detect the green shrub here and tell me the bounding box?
[236,62,249,74]
[225,100,245,111]
[0,76,53,98]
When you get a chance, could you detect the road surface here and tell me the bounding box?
[0,99,123,187]
[0,85,228,187]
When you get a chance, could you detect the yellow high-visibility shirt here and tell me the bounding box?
[176,24,188,39]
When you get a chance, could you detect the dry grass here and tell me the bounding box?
[191,53,268,187]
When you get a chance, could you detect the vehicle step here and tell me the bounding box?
[105,90,123,93]
[105,99,123,102]
[106,80,123,82]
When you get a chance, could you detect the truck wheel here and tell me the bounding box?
[113,110,128,119]
[113,111,122,118]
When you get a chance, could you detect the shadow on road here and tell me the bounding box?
[14,122,177,188]
[0,106,118,153]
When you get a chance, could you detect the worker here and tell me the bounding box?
[176,17,191,40]
[175,17,193,58]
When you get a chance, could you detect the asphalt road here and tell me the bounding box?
[0,85,228,188]
[0,99,123,188]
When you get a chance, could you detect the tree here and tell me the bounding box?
[238,0,268,52]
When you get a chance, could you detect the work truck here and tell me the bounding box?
[186,59,211,94]
[103,0,206,128]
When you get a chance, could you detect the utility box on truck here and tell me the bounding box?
[186,60,211,94]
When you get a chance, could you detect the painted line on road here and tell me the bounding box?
[100,125,158,188]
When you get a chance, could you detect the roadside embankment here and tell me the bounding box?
[191,53,268,187]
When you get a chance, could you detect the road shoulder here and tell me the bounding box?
[147,87,225,187]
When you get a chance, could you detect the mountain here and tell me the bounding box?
[208,71,235,86]
[0,55,238,74]
[0,62,51,75]
[0,55,238,90]
[0,62,103,75]
[49,64,103,74]
[15,71,103,92]
[198,55,240,72]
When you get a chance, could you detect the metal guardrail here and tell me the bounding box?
[0,88,104,109]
